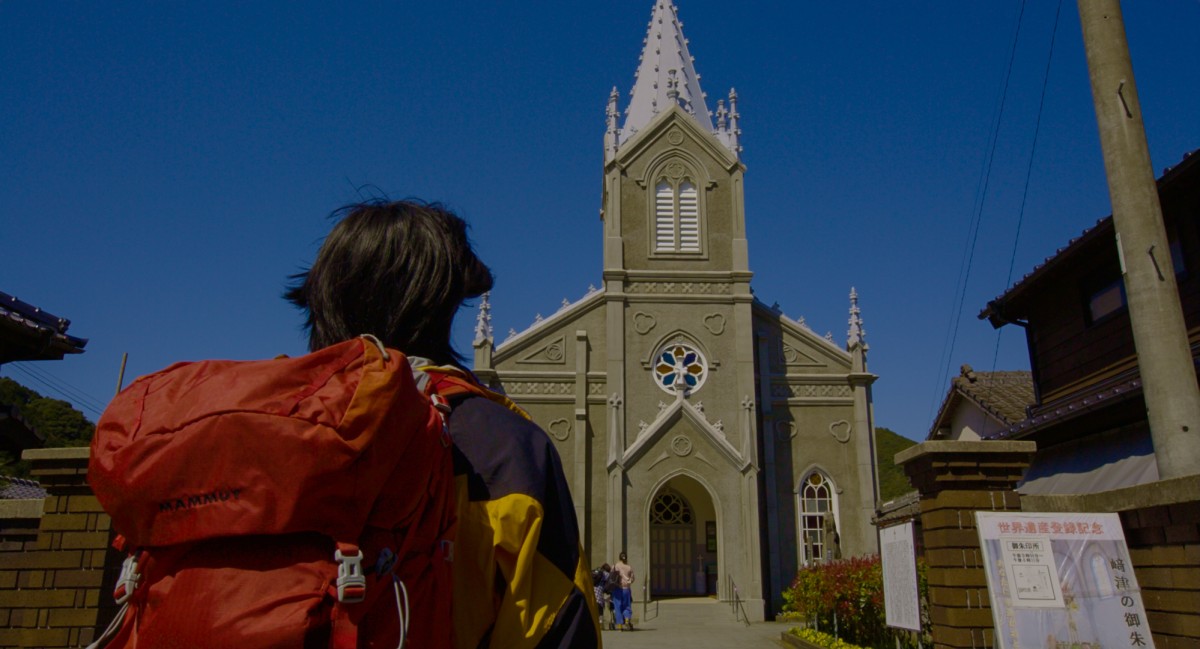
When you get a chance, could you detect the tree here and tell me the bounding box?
[874,427,917,503]
[0,377,96,448]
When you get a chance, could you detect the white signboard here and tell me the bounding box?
[880,521,921,631]
[977,512,1155,649]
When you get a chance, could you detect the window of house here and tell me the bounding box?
[654,176,702,254]
[797,472,838,565]
[1084,231,1186,325]
[1087,278,1126,323]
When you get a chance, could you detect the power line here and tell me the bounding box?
[979,0,1064,440]
[5,363,106,418]
[929,0,1030,427]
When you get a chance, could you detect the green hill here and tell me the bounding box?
[875,426,917,503]
[0,377,96,476]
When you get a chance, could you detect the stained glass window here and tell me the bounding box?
[650,490,694,525]
[653,343,708,394]
[798,471,837,565]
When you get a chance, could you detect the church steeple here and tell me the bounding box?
[614,1,742,160]
[622,1,712,139]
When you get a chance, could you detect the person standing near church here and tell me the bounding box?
[613,552,635,630]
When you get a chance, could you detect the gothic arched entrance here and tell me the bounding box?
[647,474,717,598]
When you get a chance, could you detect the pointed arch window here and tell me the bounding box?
[653,172,703,254]
[796,471,840,565]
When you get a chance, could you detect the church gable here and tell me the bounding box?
[492,290,606,375]
[622,397,744,472]
[752,302,853,375]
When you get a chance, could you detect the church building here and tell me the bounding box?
[471,1,879,619]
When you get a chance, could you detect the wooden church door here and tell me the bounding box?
[649,488,696,596]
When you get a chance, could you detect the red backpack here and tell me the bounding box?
[88,336,468,649]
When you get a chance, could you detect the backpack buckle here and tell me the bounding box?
[429,394,453,447]
[429,393,451,415]
[335,546,367,603]
[113,553,141,605]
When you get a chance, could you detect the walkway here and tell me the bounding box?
[599,597,790,648]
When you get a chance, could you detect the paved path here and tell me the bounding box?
[598,598,791,648]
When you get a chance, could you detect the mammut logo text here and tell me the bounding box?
[159,488,244,513]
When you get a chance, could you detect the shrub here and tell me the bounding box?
[781,555,929,649]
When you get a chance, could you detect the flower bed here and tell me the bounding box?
[781,627,867,649]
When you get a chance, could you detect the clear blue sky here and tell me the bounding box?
[3,1,1198,441]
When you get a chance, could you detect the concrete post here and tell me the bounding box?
[1077,0,1200,479]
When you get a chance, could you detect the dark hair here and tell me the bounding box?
[285,199,493,364]
[619,552,627,562]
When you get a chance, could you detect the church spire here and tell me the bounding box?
[847,287,866,349]
[621,1,713,140]
[474,291,493,344]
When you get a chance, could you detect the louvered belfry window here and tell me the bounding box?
[654,163,702,254]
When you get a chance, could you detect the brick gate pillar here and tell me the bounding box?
[0,448,120,648]
[895,440,1035,649]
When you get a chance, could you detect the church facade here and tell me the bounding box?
[471,1,879,619]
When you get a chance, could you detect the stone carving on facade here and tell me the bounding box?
[829,420,852,443]
[506,382,575,396]
[775,419,797,441]
[589,383,607,396]
[770,383,853,399]
[548,418,572,441]
[647,451,671,470]
[626,281,730,295]
[666,129,685,146]
[517,336,566,364]
[633,311,657,335]
[670,435,693,456]
[638,420,650,435]
[702,313,726,335]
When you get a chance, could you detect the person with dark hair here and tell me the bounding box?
[592,563,612,627]
[287,199,600,648]
[613,551,635,631]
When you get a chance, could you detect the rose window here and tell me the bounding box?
[653,343,708,394]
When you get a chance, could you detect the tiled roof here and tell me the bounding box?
[985,365,1149,441]
[929,365,1034,439]
[0,291,88,363]
[0,477,47,500]
[953,367,1034,425]
[981,148,1199,322]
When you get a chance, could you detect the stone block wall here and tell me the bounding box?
[1024,475,1200,649]
[0,448,119,648]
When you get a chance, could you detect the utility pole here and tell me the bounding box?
[1077,0,1200,479]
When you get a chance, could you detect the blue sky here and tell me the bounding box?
[3,1,1198,441]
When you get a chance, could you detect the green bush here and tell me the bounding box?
[782,555,929,649]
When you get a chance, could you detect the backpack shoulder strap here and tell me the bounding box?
[413,364,531,421]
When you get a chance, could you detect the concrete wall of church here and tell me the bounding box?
[621,304,742,446]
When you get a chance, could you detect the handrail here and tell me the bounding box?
[641,579,659,622]
[726,574,751,627]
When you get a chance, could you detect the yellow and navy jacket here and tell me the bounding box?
[448,395,601,649]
